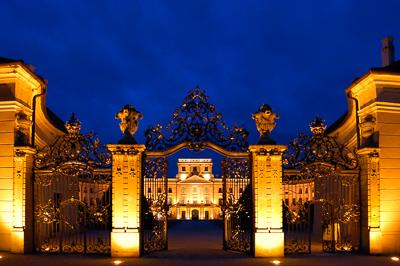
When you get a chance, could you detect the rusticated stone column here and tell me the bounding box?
[11,147,35,253]
[358,148,381,254]
[249,145,286,257]
[107,144,145,257]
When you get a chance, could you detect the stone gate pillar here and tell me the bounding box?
[11,147,35,253]
[249,145,286,257]
[358,148,381,254]
[108,144,145,257]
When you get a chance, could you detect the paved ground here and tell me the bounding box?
[0,221,398,266]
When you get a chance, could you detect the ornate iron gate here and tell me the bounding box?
[33,114,112,254]
[141,156,168,253]
[283,117,360,254]
[222,157,253,255]
[144,87,252,255]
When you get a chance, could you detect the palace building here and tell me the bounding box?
[167,158,315,220]
[167,159,222,220]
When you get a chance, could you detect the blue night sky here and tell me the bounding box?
[1,1,400,148]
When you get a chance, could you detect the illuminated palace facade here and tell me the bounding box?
[167,159,222,220]
[166,158,314,220]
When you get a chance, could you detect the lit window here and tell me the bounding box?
[299,188,302,194]
[205,166,208,171]
[305,188,308,194]
[182,166,186,171]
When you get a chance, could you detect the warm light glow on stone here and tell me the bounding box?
[251,145,285,257]
[113,260,123,265]
[391,257,400,262]
[272,260,281,265]
[111,230,140,257]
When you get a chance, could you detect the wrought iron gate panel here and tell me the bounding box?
[34,170,112,253]
[283,117,360,254]
[282,171,313,254]
[142,156,168,253]
[33,114,112,254]
[221,157,253,254]
[316,170,360,252]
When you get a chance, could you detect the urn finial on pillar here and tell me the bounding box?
[115,105,143,144]
[252,104,279,144]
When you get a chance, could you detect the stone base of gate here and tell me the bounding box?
[111,229,140,257]
[10,228,24,253]
[369,228,382,254]
[254,229,284,257]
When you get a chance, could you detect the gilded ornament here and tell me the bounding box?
[115,104,143,144]
[252,103,279,144]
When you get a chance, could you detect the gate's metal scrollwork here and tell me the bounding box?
[143,87,252,255]
[145,86,249,152]
[142,156,168,253]
[33,114,112,254]
[221,157,253,254]
[283,117,360,254]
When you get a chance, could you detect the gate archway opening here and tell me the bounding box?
[141,87,253,256]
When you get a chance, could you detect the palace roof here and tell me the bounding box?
[179,175,211,184]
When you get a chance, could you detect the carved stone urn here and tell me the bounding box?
[252,104,279,144]
[115,104,143,144]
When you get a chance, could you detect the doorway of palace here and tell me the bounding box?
[191,210,199,220]
[282,118,360,254]
[33,115,112,254]
[141,87,253,255]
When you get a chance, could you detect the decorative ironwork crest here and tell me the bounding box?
[145,87,249,152]
[283,117,358,171]
[34,113,111,175]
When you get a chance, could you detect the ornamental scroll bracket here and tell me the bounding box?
[144,86,249,152]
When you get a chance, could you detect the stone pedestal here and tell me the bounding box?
[250,145,286,257]
[108,144,145,257]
